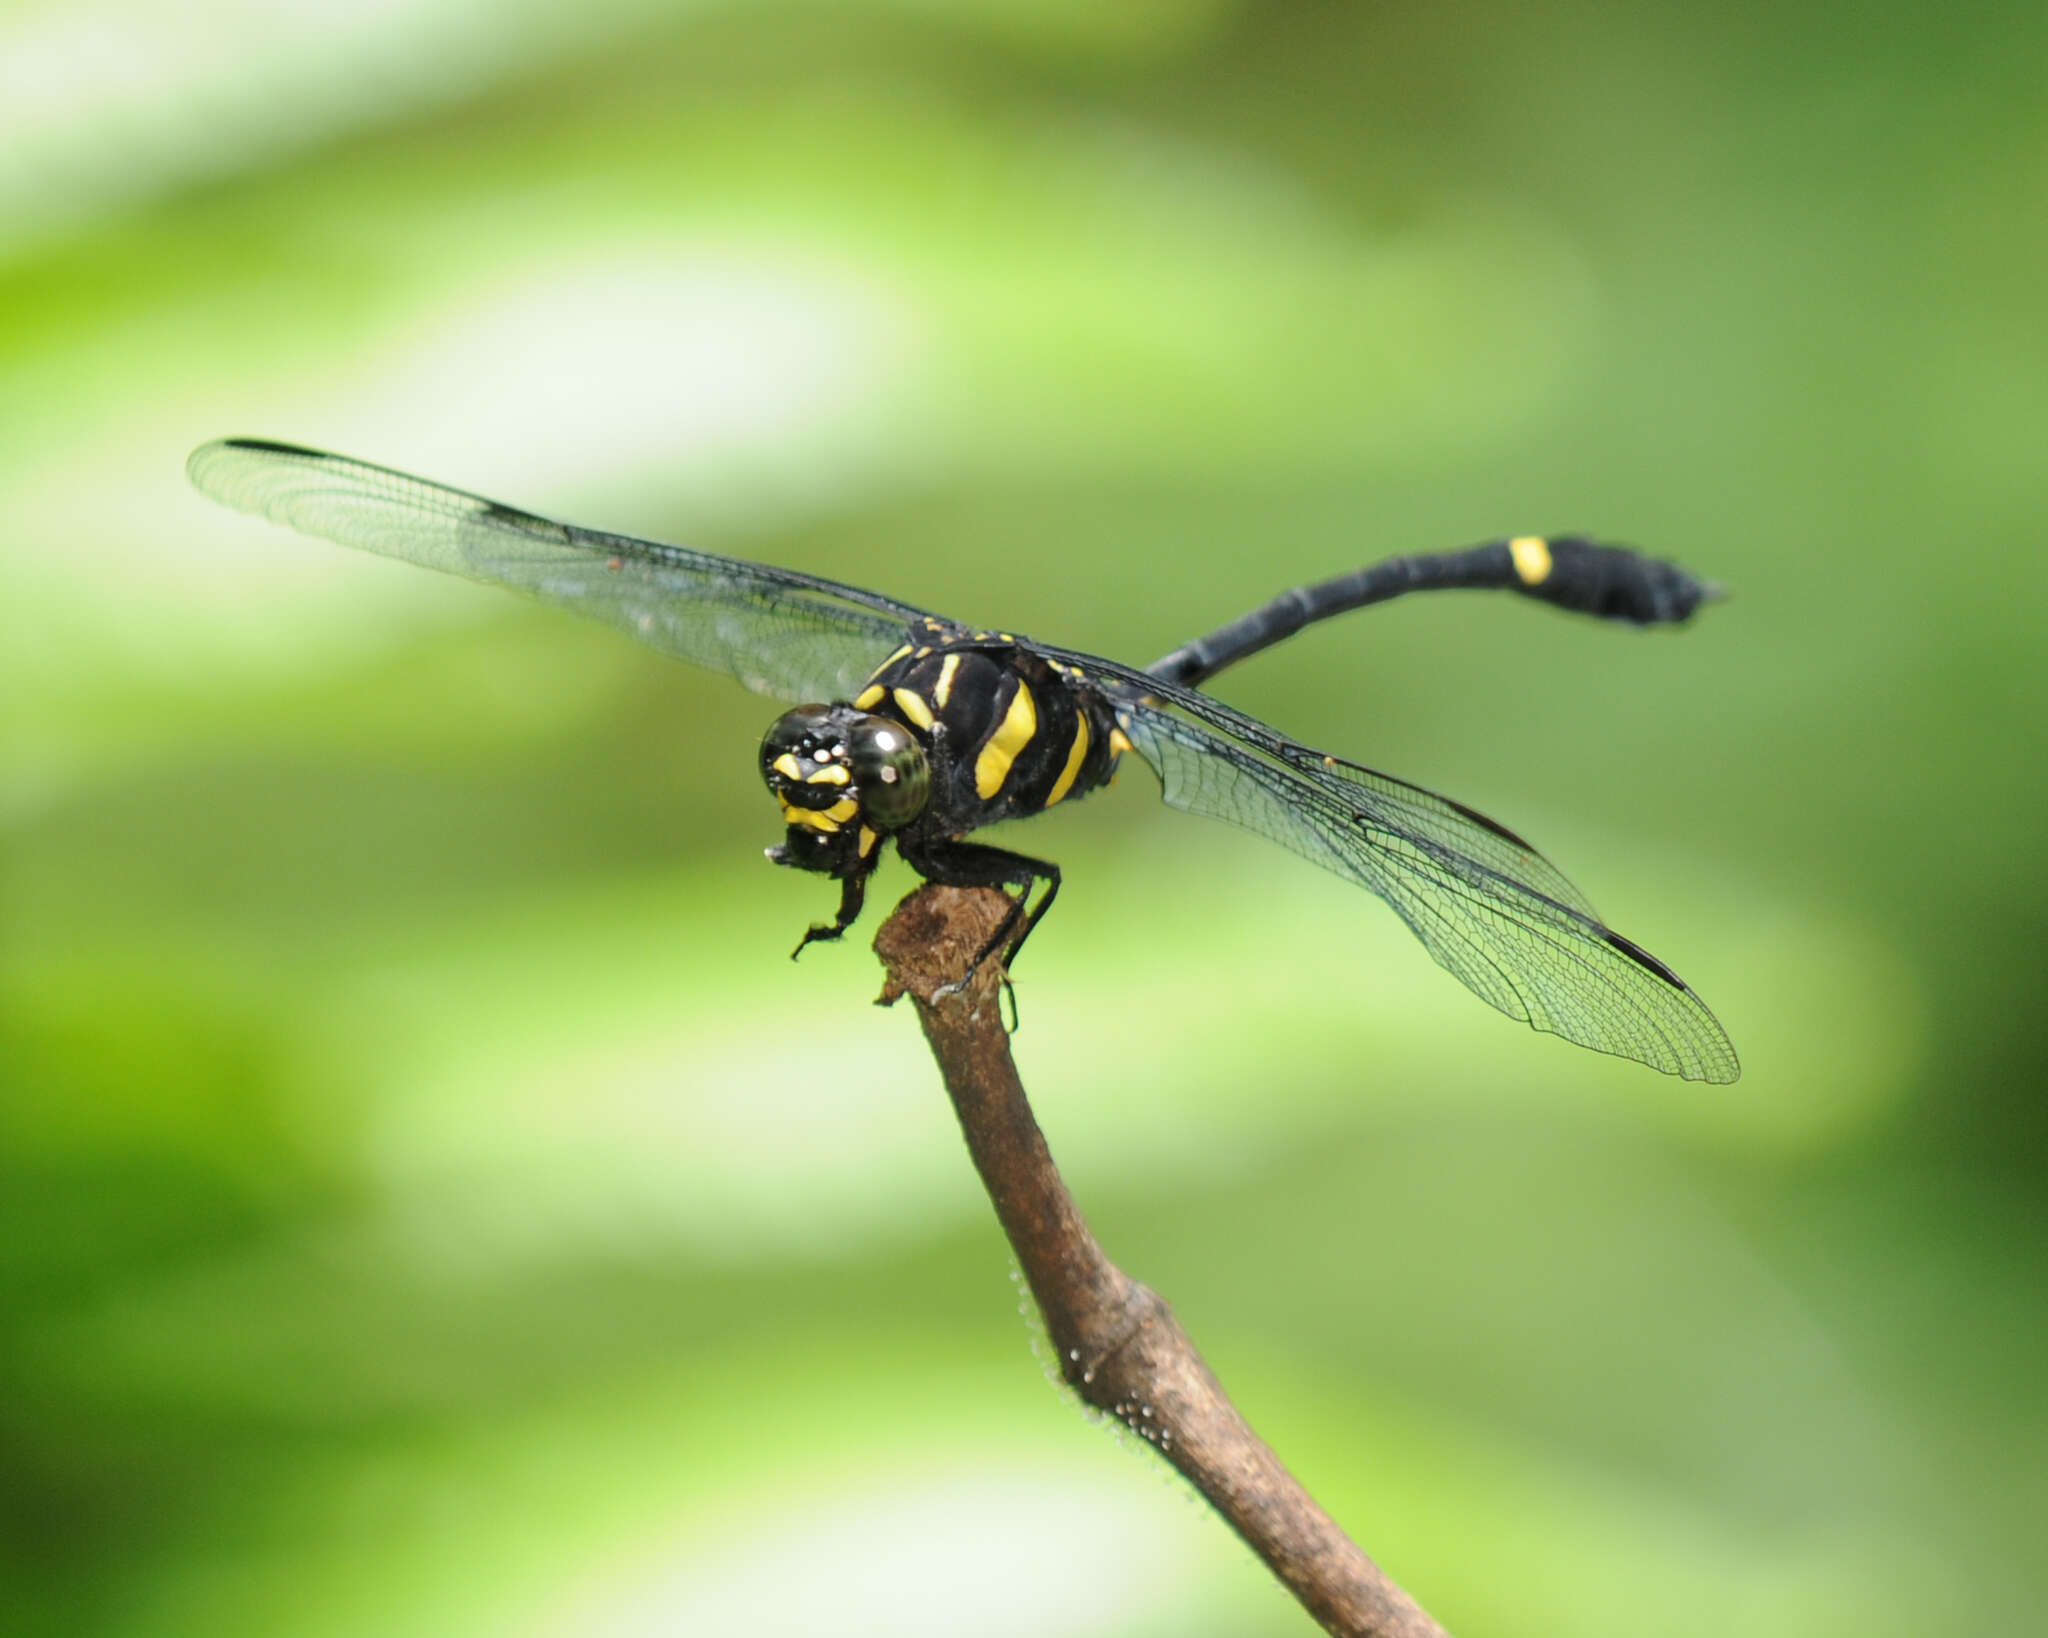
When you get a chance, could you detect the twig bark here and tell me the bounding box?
[873,883,1448,1638]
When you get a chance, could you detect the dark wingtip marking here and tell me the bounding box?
[481,497,572,542]
[1443,792,1539,852]
[1294,747,1549,858]
[1603,929,1690,992]
[217,436,322,456]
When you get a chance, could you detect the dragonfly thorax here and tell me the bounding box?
[187,437,1740,1083]
[760,703,931,879]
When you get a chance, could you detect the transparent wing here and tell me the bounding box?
[1033,645,1738,1082]
[1302,756,1604,921]
[188,439,933,703]
[188,439,1737,1080]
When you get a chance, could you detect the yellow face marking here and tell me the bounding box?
[1108,726,1135,758]
[854,683,885,710]
[804,763,851,786]
[892,688,935,730]
[933,653,961,709]
[1509,536,1553,586]
[974,680,1037,800]
[779,799,842,834]
[772,752,804,781]
[858,826,879,858]
[1044,713,1092,807]
[821,796,859,823]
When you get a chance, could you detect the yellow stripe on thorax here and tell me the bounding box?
[1509,536,1553,585]
[933,653,961,709]
[892,688,934,730]
[1044,713,1091,806]
[974,680,1037,799]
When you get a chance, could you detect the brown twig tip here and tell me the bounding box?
[871,882,1012,1008]
[872,886,1449,1638]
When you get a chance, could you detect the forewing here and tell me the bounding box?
[1027,642,1737,1082]
[188,439,931,703]
[1119,700,1737,1081]
[1297,755,1604,921]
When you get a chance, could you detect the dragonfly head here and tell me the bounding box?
[760,704,930,878]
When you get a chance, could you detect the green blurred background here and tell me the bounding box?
[5,1,2044,1632]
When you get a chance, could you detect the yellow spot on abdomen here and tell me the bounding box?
[1045,714,1091,806]
[974,681,1037,799]
[892,688,934,730]
[1509,536,1553,585]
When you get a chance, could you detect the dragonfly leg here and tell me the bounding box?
[900,837,1061,995]
[790,871,870,960]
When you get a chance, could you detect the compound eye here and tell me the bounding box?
[760,705,839,787]
[847,715,930,830]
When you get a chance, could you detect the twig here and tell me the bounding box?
[873,884,1448,1638]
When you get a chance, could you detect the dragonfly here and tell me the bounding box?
[188,437,1740,1082]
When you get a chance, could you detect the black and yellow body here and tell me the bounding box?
[857,625,1128,831]
[188,437,1743,1082]
[761,617,1134,977]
